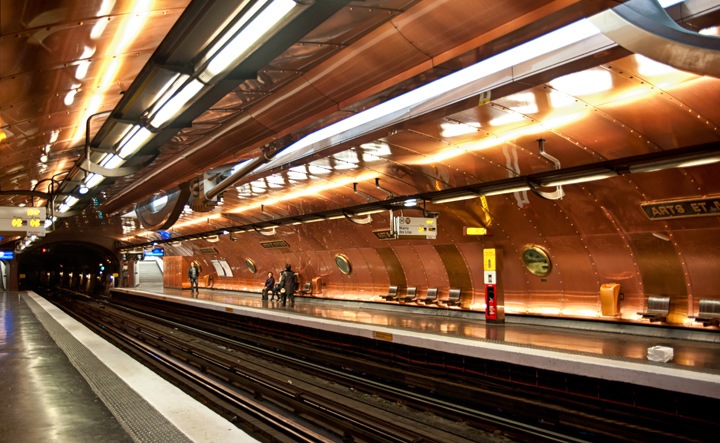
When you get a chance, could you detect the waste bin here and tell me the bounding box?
[600,283,620,316]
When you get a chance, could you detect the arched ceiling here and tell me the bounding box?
[1,0,719,253]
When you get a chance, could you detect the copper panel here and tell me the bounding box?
[375,246,406,288]
[434,243,472,293]
[631,233,688,315]
[675,227,720,302]
[249,80,342,132]
[303,2,413,45]
[305,22,428,101]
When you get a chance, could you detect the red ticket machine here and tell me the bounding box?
[485,284,497,321]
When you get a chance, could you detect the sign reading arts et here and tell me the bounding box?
[641,196,720,220]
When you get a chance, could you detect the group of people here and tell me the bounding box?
[262,264,298,306]
[187,261,299,306]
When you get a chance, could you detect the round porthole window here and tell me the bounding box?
[521,245,551,276]
[245,258,256,274]
[335,254,352,275]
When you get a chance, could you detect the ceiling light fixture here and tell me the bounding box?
[540,171,617,187]
[431,193,479,204]
[483,185,531,196]
[200,0,299,81]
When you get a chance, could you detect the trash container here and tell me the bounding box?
[600,283,620,316]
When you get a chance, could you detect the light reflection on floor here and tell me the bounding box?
[135,286,720,372]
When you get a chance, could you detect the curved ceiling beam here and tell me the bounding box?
[590,0,720,76]
[78,156,153,178]
[135,185,191,231]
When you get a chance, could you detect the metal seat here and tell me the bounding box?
[695,299,720,327]
[299,282,312,296]
[381,285,399,301]
[396,287,417,303]
[421,288,439,305]
[637,296,670,322]
[444,288,461,307]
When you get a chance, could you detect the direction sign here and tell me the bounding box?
[0,206,47,219]
[0,206,47,236]
[393,216,438,239]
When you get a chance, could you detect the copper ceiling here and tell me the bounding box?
[1,0,719,250]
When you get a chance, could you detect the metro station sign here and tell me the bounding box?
[641,196,720,220]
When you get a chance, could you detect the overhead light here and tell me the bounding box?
[404,198,418,207]
[483,185,531,196]
[59,195,80,213]
[540,171,617,187]
[84,173,105,189]
[267,18,604,167]
[149,79,204,129]
[117,126,153,158]
[200,0,300,81]
[101,154,124,170]
[431,193,478,204]
[353,209,385,216]
[78,185,89,195]
[629,154,720,173]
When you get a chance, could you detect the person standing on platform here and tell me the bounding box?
[278,263,298,307]
[188,262,200,295]
[262,271,275,301]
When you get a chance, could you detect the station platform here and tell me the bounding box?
[4,286,720,443]
[114,284,720,400]
[0,290,256,443]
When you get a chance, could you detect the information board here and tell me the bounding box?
[393,216,437,239]
[0,206,47,236]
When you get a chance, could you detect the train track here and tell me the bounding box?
[49,289,718,443]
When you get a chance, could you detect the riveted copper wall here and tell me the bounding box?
[434,244,472,304]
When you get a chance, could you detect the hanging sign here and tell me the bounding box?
[393,216,438,239]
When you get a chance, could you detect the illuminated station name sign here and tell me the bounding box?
[0,207,47,236]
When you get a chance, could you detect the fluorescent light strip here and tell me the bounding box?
[541,171,617,187]
[269,19,603,166]
[117,126,152,158]
[202,0,297,81]
[102,154,124,169]
[149,79,204,128]
[84,172,105,188]
[483,185,531,196]
[431,194,478,204]
[259,0,683,171]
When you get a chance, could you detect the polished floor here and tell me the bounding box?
[0,291,256,443]
[119,283,720,400]
[0,292,132,443]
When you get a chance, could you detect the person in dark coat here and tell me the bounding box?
[188,262,200,294]
[262,272,275,301]
[278,263,298,306]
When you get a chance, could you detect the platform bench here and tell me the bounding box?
[395,287,417,303]
[420,288,439,305]
[637,296,670,322]
[443,288,462,307]
[695,299,720,327]
[380,285,400,301]
[299,282,312,296]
